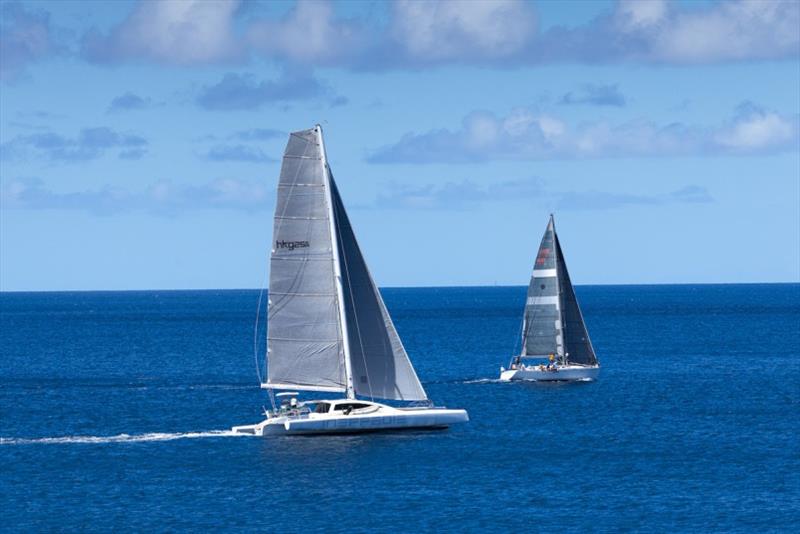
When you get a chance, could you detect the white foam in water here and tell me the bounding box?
[462,378,504,384]
[0,430,247,445]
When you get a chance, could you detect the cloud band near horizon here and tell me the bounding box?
[367,103,800,163]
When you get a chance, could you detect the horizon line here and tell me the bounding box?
[1,281,798,294]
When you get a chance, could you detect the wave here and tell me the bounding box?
[461,378,504,384]
[0,430,247,445]
[3,382,256,392]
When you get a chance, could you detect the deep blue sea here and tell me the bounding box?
[1,285,798,532]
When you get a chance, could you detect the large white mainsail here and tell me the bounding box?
[264,126,427,401]
[520,215,597,366]
[266,128,345,393]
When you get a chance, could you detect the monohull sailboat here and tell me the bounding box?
[500,215,600,382]
[232,126,468,436]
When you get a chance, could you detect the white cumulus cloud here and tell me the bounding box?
[391,0,537,62]
[83,0,242,64]
[368,103,799,163]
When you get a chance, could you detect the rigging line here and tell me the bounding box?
[513,308,525,359]
[333,179,375,402]
[555,232,567,364]
[253,256,269,384]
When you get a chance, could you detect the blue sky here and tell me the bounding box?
[1,0,798,291]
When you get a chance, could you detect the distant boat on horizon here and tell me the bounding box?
[232,126,468,436]
[500,215,600,382]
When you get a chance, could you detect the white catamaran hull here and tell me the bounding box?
[232,401,468,436]
[499,365,599,382]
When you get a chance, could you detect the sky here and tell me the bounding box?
[0,0,798,291]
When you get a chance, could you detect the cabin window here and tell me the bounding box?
[333,403,369,412]
[314,402,331,414]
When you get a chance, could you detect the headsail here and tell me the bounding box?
[330,176,428,401]
[521,215,597,365]
[556,235,598,365]
[266,128,346,392]
[266,126,427,401]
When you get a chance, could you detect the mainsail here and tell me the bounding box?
[521,215,597,365]
[266,128,345,392]
[265,126,428,401]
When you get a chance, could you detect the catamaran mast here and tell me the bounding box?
[317,125,356,400]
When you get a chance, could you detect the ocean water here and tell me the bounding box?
[1,285,798,532]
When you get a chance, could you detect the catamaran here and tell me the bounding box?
[500,215,600,382]
[232,126,468,436]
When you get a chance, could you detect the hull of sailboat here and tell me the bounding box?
[232,403,469,436]
[499,364,599,382]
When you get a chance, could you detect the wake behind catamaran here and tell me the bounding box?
[232,126,468,436]
[500,215,600,382]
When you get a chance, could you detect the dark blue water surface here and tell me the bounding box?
[1,285,798,532]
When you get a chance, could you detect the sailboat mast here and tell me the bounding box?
[552,216,567,365]
[317,125,355,399]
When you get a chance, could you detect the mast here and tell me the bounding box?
[552,215,567,365]
[318,125,355,399]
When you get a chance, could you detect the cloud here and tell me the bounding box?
[376,180,488,210]
[389,0,537,64]
[108,92,153,112]
[1,127,148,162]
[195,128,282,162]
[646,0,800,63]
[368,104,799,163]
[246,0,367,65]
[329,95,349,108]
[228,128,283,141]
[1,177,271,215]
[196,70,332,110]
[556,185,713,211]
[534,0,799,65]
[82,0,242,65]
[72,0,798,71]
[0,2,62,81]
[204,144,275,162]
[375,178,545,210]
[371,178,712,212]
[713,102,798,152]
[559,84,626,107]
